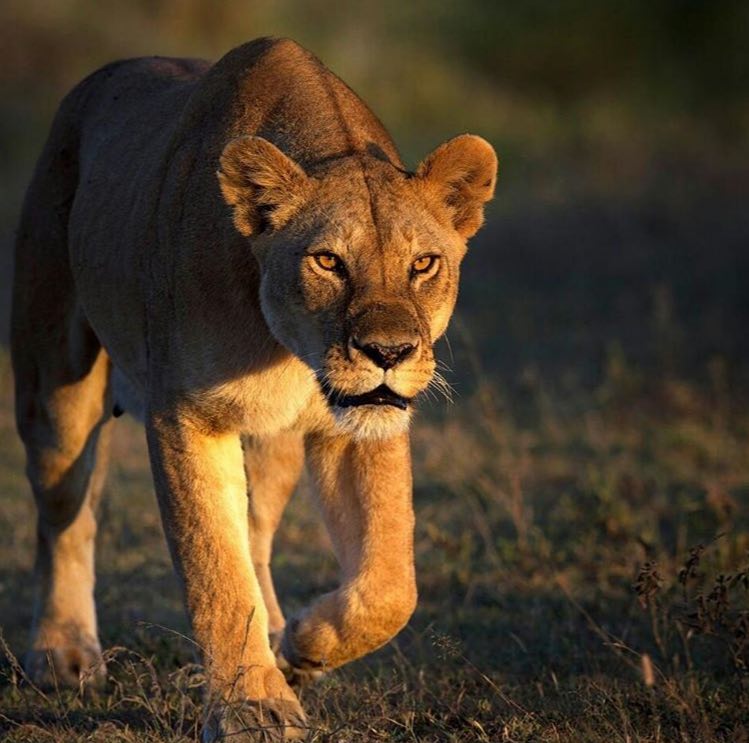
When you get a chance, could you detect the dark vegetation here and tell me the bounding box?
[1,1,747,740]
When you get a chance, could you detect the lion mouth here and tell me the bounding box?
[321,382,411,410]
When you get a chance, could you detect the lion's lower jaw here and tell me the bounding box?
[331,404,411,441]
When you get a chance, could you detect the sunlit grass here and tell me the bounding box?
[1,341,747,741]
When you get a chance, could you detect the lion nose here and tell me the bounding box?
[353,339,417,370]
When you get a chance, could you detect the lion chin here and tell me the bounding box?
[331,404,412,441]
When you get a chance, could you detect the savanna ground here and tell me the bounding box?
[1,300,748,742]
[2,2,749,741]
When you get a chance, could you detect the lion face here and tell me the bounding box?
[218,135,497,439]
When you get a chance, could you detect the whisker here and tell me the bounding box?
[428,370,455,404]
[420,384,437,404]
[251,327,280,362]
[443,333,455,365]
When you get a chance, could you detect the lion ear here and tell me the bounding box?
[217,136,312,237]
[416,135,498,239]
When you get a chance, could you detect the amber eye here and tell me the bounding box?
[314,253,341,272]
[412,255,438,275]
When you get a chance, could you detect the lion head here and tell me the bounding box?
[218,134,497,439]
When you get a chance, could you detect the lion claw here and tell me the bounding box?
[204,698,308,741]
[274,626,326,690]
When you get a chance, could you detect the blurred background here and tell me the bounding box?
[1,2,748,740]
[2,0,748,387]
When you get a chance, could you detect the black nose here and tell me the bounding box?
[353,339,416,370]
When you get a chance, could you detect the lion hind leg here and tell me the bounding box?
[244,432,304,641]
[15,328,113,689]
[13,139,113,686]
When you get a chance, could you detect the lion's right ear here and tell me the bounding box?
[217,136,312,236]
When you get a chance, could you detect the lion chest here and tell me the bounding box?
[193,357,328,437]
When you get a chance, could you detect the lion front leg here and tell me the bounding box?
[146,412,305,742]
[279,432,417,677]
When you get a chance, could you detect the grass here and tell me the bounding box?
[0,339,747,742]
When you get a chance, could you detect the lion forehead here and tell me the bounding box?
[308,166,456,259]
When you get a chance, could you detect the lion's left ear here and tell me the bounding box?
[416,135,498,239]
[217,135,312,237]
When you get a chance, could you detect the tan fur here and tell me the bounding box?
[12,37,496,741]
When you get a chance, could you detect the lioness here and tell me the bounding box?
[12,37,496,740]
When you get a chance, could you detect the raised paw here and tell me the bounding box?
[271,628,325,690]
[274,650,325,691]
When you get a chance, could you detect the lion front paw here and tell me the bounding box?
[204,698,307,742]
[203,666,307,742]
[271,627,325,690]
[24,638,106,689]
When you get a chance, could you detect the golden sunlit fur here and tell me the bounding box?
[12,37,496,741]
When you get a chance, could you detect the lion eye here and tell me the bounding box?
[412,255,438,275]
[314,253,341,271]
